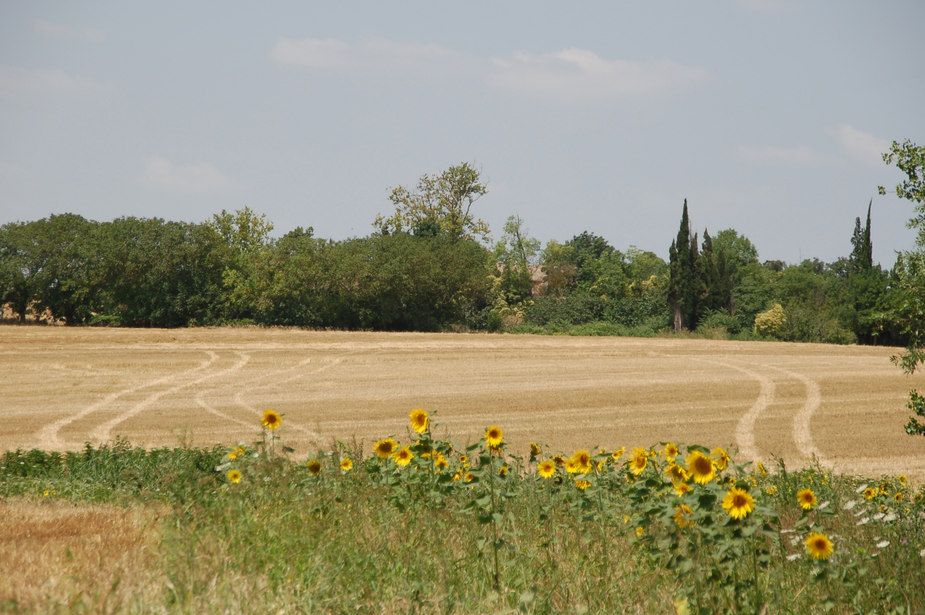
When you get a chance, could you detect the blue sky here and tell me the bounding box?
[1,1,923,266]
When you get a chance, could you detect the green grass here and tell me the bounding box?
[2,423,924,614]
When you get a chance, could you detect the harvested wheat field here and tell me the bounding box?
[2,326,924,481]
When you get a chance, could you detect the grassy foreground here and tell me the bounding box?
[2,411,924,614]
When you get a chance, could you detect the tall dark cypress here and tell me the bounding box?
[668,199,702,332]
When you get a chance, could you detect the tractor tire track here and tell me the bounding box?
[36,351,218,449]
[230,354,353,439]
[88,351,250,445]
[701,359,775,463]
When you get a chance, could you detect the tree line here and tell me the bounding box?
[1,150,923,352]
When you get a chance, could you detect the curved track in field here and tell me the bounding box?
[4,327,923,481]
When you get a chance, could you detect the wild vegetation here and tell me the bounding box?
[2,410,923,613]
[1,142,922,350]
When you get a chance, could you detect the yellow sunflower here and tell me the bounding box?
[797,488,817,510]
[393,446,413,467]
[553,454,566,467]
[340,458,353,472]
[628,447,648,475]
[565,458,580,474]
[530,442,541,456]
[686,450,716,485]
[409,409,429,434]
[227,469,242,484]
[537,460,556,479]
[673,504,694,528]
[663,442,679,459]
[712,447,730,471]
[306,459,322,475]
[722,487,756,520]
[484,425,503,449]
[571,450,592,474]
[498,465,509,477]
[434,453,448,469]
[894,491,903,503]
[664,462,690,484]
[574,479,591,490]
[898,474,907,486]
[862,487,877,500]
[805,531,834,560]
[262,409,281,430]
[611,446,625,461]
[374,437,398,458]
[675,482,693,497]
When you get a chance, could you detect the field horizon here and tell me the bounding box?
[3,325,924,482]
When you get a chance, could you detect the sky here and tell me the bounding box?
[1,1,923,266]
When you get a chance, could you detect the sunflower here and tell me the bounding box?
[712,447,730,471]
[537,460,556,479]
[673,504,694,528]
[663,442,679,459]
[574,479,591,490]
[571,450,592,474]
[898,474,907,486]
[262,409,281,430]
[686,450,716,485]
[529,442,541,456]
[664,463,689,484]
[393,446,413,467]
[628,447,648,475]
[434,452,448,469]
[675,482,693,497]
[374,438,398,458]
[498,465,509,477]
[340,458,353,472]
[409,409,429,434]
[862,487,877,500]
[552,454,566,467]
[722,487,756,520]
[484,425,503,449]
[797,488,817,510]
[227,469,242,484]
[805,531,834,560]
[306,459,322,475]
[565,458,580,474]
[611,447,625,461]
[894,491,903,503]
[227,451,237,461]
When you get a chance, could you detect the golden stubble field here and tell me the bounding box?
[2,326,924,482]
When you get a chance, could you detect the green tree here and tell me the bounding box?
[493,215,540,304]
[0,221,38,321]
[668,200,703,332]
[880,139,925,435]
[376,163,490,242]
[208,207,274,322]
[28,214,104,324]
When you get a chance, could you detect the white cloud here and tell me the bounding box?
[269,36,707,102]
[487,48,708,102]
[836,124,889,168]
[142,157,241,195]
[736,144,829,166]
[269,36,469,75]
[33,19,104,43]
[0,66,107,99]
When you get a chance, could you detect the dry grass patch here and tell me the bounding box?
[0,499,164,611]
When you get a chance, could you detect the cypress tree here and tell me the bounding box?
[667,199,703,332]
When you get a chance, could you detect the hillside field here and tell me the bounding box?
[2,326,924,481]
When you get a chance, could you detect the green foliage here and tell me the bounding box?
[754,302,786,338]
[376,162,490,242]
[5,415,924,614]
